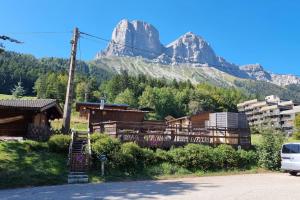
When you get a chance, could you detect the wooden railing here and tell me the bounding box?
[67,130,74,166]
[91,121,251,148]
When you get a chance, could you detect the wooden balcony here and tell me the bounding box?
[91,121,251,149]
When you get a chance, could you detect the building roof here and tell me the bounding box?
[76,102,129,111]
[167,112,210,123]
[92,108,148,113]
[237,99,258,107]
[0,99,63,118]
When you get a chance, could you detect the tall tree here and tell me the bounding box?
[11,81,26,98]
[114,88,137,107]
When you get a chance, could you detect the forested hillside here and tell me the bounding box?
[1,51,300,118]
[0,51,111,95]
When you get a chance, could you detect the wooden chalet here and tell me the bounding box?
[166,112,210,128]
[76,102,129,119]
[0,99,62,140]
[84,101,251,148]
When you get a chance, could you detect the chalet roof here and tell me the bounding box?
[0,99,63,118]
[167,112,210,123]
[93,108,149,113]
[165,115,175,121]
[76,102,129,111]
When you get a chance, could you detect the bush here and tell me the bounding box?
[90,132,109,143]
[168,144,215,170]
[237,149,258,169]
[48,134,71,153]
[155,149,172,163]
[23,140,49,152]
[213,144,239,169]
[91,135,121,169]
[147,162,191,176]
[118,142,155,174]
[258,128,285,170]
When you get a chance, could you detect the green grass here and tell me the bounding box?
[0,93,36,100]
[252,133,300,145]
[51,119,88,131]
[88,164,268,183]
[0,141,68,189]
[287,137,300,143]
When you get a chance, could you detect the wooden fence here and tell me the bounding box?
[91,121,251,148]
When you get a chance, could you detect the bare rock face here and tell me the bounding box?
[271,74,300,86]
[98,19,164,59]
[165,32,218,64]
[240,64,272,81]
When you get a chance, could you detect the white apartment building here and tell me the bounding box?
[237,95,300,134]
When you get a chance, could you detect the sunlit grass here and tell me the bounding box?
[0,93,36,100]
[0,141,68,189]
[51,114,88,131]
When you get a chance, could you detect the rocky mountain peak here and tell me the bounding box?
[97,19,163,59]
[165,32,217,64]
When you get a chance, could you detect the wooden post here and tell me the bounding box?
[62,27,79,133]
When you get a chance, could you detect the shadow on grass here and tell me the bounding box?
[0,141,68,189]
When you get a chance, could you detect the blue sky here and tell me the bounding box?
[1,0,300,75]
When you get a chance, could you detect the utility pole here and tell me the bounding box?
[62,27,79,133]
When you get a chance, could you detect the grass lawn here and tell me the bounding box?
[0,93,36,100]
[252,133,300,146]
[88,166,269,183]
[0,141,68,189]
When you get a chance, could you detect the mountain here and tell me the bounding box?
[240,64,272,81]
[96,19,300,87]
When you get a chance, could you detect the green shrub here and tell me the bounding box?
[118,142,154,174]
[23,140,49,152]
[147,162,191,176]
[90,132,109,143]
[258,128,285,170]
[213,144,239,169]
[237,149,258,168]
[91,136,121,168]
[48,134,71,153]
[155,149,172,163]
[168,144,215,170]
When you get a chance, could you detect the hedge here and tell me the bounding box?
[90,133,259,174]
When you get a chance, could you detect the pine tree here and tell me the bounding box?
[11,81,26,98]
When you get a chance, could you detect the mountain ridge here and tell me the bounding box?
[96,19,300,86]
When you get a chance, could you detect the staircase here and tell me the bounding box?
[68,131,91,184]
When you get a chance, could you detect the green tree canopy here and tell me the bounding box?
[114,88,138,107]
[11,81,26,98]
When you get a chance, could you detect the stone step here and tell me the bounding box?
[69,171,86,175]
[68,177,89,184]
[68,172,89,184]
[68,174,88,179]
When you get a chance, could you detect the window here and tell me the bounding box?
[282,144,300,154]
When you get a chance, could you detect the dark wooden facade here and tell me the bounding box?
[0,99,62,139]
[88,108,148,132]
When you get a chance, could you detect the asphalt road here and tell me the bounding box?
[0,173,300,200]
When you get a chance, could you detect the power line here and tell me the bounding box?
[2,31,72,35]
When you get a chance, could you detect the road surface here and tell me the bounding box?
[0,173,300,200]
